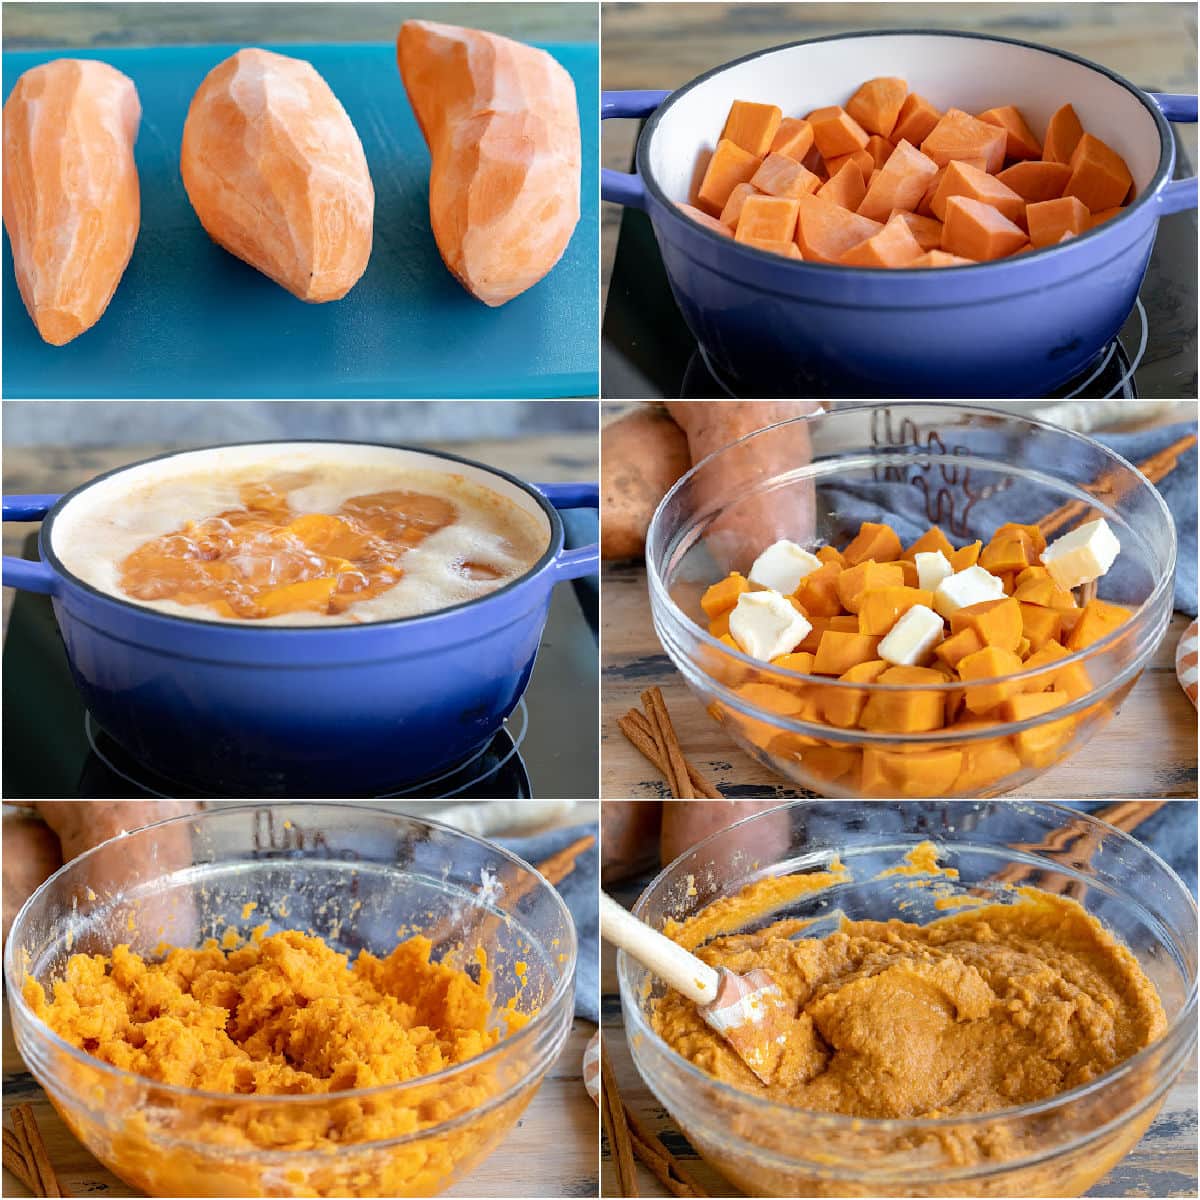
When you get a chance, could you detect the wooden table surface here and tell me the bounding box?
[1,801,599,1198]
[600,939,1199,1199]
[600,1,1199,296]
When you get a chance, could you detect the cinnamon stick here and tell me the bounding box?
[535,834,596,887]
[641,688,694,799]
[2,1138,36,1194]
[11,1105,63,1197]
[623,1103,710,1198]
[628,1130,699,1199]
[619,710,721,799]
[600,1040,639,1196]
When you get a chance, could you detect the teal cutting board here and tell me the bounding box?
[2,41,598,398]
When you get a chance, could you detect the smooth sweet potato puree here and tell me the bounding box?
[23,928,534,1196]
[652,855,1165,1118]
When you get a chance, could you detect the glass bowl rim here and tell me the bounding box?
[5,802,579,1113]
[645,403,1178,699]
[618,798,1199,1134]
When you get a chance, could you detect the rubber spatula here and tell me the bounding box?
[600,891,790,1085]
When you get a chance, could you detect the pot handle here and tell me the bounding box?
[536,482,599,582]
[2,494,61,594]
[1147,92,1198,216]
[601,90,671,211]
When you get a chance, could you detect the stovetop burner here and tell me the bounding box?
[603,123,1194,399]
[78,701,531,800]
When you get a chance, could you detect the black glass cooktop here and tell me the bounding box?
[603,122,1197,399]
[3,534,598,800]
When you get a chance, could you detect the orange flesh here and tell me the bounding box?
[117,477,493,620]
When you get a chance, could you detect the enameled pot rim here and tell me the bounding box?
[636,28,1174,274]
[621,799,1198,1143]
[5,802,578,1145]
[37,439,565,634]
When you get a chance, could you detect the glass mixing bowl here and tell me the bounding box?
[646,403,1177,797]
[618,801,1197,1198]
[5,803,577,1198]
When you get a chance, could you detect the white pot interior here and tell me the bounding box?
[647,34,1163,204]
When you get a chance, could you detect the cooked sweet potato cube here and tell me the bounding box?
[1065,599,1131,651]
[862,746,964,797]
[697,138,762,213]
[1018,603,1063,652]
[860,666,945,732]
[794,559,844,617]
[821,658,889,727]
[950,596,1022,653]
[721,99,783,156]
[949,541,983,571]
[857,586,935,635]
[957,645,1024,713]
[843,521,903,565]
[701,572,751,618]
[836,559,906,613]
[935,626,984,669]
[903,526,956,560]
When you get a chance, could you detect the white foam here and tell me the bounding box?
[51,443,552,625]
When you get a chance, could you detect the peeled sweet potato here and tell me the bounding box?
[3,58,141,345]
[180,48,374,302]
[398,20,581,307]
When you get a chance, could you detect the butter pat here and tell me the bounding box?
[879,604,945,666]
[933,565,1006,618]
[748,539,822,595]
[729,590,812,661]
[1042,518,1121,591]
[915,549,953,592]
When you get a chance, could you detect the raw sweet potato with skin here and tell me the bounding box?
[3,59,141,345]
[601,407,691,560]
[3,812,62,943]
[398,20,581,306]
[181,49,373,303]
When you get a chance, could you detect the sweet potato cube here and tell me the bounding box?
[843,521,903,565]
[813,630,883,675]
[817,545,846,568]
[1002,690,1073,767]
[771,116,815,162]
[1053,657,1092,702]
[818,160,867,211]
[808,105,870,158]
[824,148,874,180]
[1043,103,1084,165]
[857,586,935,635]
[1019,640,1071,692]
[677,203,734,236]
[954,733,1023,793]
[1065,133,1134,213]
[735,194,801,243]
[857,139,939,221]
[912,249,974,267]
[865,135,895,171]
[794,559,844,618]
[839,212,924,267]
[721,100,783,157]
[896,559,920,587]
[949,541,983,571]
[751,152,821,199]
[259,576,339,616]
[935,626,984,670]
[862,746,963,797]
[930,160,1025,224]
[701,572,751,618]
[903,526,955,560]
[860,666,945,732]
[890,210,943,250]
[836,559,906,613]
[1089,206,1123,228]
[794,193,882,262]
[798,742,860,783]
[921,109,1007,173]
[1012,575,1077,610]
[1026,195,1090,247]
[977,105,1041,160]
[846,77,907,138]
[708,610,731,639]
[1019,603,1063,653]
[697,139,763,214]
[950,597,1022,653]
[980,532,1034,574]
[1066,599,1131,651]
[771,650,816,674]
[996,160,1072,204]
[892,93,941,147]
[821,658,889,727]
[942,196,1027,261]
[719,182,758,229]
[993,522,1046,555]
[957,645,1024,713]
[742,237,801,258]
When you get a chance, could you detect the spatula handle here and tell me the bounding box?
[600,892,719,1005]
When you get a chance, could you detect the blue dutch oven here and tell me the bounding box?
[2,440,598,797]
[602,31,1198,398]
